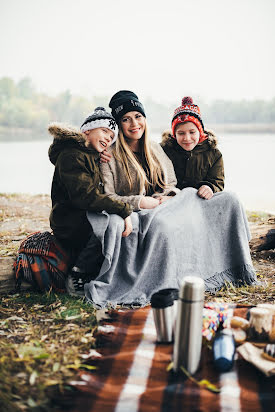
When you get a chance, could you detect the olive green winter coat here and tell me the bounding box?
[160,130,224,193]
[48,124,132,250]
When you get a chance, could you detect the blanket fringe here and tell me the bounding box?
[89,264,256,309]
[204,263,256,292]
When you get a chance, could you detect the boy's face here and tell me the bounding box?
[84,127,114,152]
[175,122,200,151]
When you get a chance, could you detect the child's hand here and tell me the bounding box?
[100,150,112,163]
[140,196,160,209]
[122,215,133,237]
[197,185,213,200]
[155,196,172,204]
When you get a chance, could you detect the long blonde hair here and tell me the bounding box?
[113,122,166,192]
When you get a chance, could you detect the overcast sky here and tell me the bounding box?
[0,0,274,103]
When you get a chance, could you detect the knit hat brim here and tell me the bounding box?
[80,119,118,142]
[172,114,207,144]
[80,107,118,143]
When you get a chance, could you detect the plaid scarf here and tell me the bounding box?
[14,231,69,292]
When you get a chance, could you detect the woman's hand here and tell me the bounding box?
[100,150,112,163]
[140,196,160,209]
[122,215,133,237]
[155,195,172,204]
[197,185,213,200]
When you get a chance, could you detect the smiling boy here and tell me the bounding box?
[48,107,133,295]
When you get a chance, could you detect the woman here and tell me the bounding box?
[100,90,179,210]
[84,91,256,308]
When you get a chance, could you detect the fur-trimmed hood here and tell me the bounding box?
[48,123,90,165]
[161,129,218,150]
[48,123,86,144]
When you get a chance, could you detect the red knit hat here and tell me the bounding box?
[171,97,207,143]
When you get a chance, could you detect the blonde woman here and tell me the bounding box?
[100,90,179,210]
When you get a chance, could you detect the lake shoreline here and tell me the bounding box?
[1,134,275,214]
[1,123,275,142]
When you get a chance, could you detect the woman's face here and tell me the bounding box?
[175,122,200,151]
[120,111,146,141]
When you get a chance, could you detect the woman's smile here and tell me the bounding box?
[129,127,140,133]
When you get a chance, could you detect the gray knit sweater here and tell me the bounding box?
[100,141,180,210]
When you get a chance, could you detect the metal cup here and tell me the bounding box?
[151,289,176,343]
[156,288,179,336]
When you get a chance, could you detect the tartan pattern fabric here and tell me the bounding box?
[14,231,69,292]
[70,306,275,412]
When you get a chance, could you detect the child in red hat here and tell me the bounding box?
[161,97,224,200]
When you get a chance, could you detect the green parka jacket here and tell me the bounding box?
[48,124,132,250]
[160,130,224,193]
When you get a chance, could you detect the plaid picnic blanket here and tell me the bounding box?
[14,231,69,292]
[70,306,275,412]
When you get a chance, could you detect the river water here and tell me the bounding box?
[1,133,275,213]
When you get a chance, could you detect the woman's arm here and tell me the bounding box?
[100,154,145,211]
[151,142,180,197]
[100,155,161,210]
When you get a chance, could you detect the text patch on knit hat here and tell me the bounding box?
[109,90,146,122]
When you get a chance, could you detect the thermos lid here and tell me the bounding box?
[151,289,175,308]
[157,288,179,300]
[179,276,205,301]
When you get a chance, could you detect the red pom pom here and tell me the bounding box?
[182,96,193,105]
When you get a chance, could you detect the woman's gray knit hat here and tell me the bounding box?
[80,107,118,142]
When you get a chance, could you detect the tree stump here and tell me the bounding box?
[249,219,275,251]
[0,257,31,294]
[0,257,16,294]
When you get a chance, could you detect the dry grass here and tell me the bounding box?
[205,278,275,305]
[0,292,98,411]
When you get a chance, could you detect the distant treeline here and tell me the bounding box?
[0,76,275,140]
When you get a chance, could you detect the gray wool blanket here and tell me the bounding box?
[85,188,256,308]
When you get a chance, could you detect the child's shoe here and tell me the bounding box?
[65,267,88,297]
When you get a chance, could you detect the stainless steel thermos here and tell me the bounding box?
[173,276,205,374]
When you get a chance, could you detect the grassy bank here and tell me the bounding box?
[0,292,98,411]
